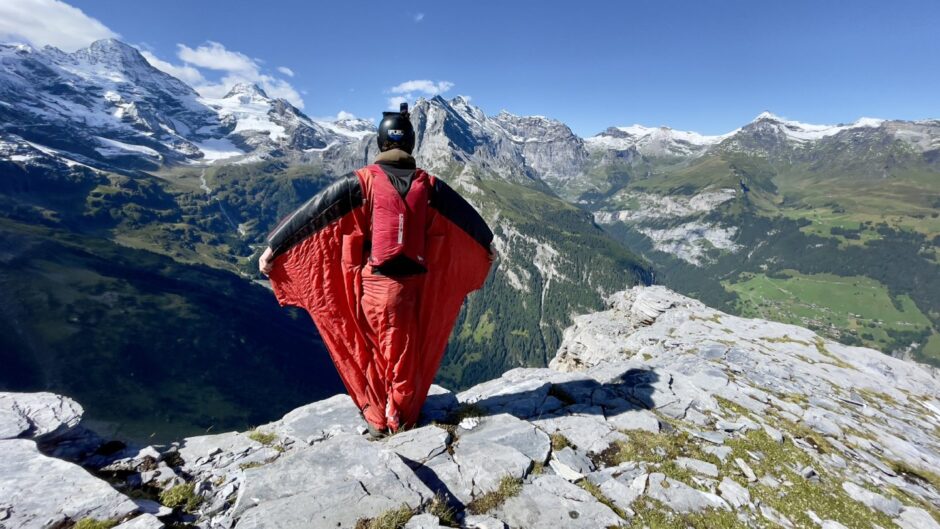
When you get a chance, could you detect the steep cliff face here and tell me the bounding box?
[3,287,939,529]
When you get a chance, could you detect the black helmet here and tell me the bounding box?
[377,102,415,154]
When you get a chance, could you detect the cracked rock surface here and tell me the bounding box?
[2,286,939,528]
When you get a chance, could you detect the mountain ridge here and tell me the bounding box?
[2,35,938,438]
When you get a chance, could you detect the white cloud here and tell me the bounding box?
[414,13,425,22]
[387,96,409,109]
[144,40,305,109]
[390,79,454,96]
[387,79,453,110]
[0,0,118,52]
[140,51,206,85]
[0,3,306,109]
[336,110,356,120]
[177,41,256,73]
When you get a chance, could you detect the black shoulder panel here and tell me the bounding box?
[267,174,363,257]
[429,178,493,251]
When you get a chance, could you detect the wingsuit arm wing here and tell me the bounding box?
[266,174,363,258]
[429,177,494,260]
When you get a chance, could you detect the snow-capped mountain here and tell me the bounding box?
[586,113,940,163]
[6,37,936,187]
[0,39,373,172]
[0,39,219,166]
[586,125,731,158]
[716,112,940,156]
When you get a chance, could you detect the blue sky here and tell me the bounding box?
[2,0,939,135]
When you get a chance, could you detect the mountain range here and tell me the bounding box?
[1,38,938,440]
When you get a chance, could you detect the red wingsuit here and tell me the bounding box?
[266,150,493,431]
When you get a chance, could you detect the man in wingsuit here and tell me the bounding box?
[258,103,493,437]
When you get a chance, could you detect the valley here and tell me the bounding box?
[1,38,938,442]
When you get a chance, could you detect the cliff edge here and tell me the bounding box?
[2,286,939,529]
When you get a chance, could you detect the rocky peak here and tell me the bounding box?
[4,286,938,528]
[587,124,728,159]
[409,95,587,185]
[79,38,149,65]
[222,83,269,101]
[333,116,374,134]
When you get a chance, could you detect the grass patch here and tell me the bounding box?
[247,429,278,446]
[856,388,900,408]
[431,421,458,437]
[159,483,203,512]
[73,520,118,529]
[592,430,718,484]
[813,338,854,369]
[425,493,457,527]
[778,392,808,407]
[551,433,575,451]
[720,428,896,528]
[631,498,747,528]
[714,396,754,418]
[239,461,264,470]
[354,504,413,529]
[788,421,835,455]
[763,334,812,346]
[886,459,940,491]
[690,313,724,324]
[466,476,523,514]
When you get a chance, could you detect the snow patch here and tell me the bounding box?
[201,92,287,140]
[196,138,245,162]
[752,113,885,142]
[94,136,160,157]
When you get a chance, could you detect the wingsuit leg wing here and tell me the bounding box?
[266,171,493,432]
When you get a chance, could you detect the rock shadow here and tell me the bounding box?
[461,367,661,420]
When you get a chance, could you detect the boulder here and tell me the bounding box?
[532,412,627,454]
[495,475,623,528]
[457,413,550,463]
[261,394,367,444]
[0,392,83,442]
[113,514,165,529]
[718,477,750,508]
[645,473,729,513]
[549,447,593,481]
[385,424,451,465]
[841,482,903,517]
[896,507,940,529]
[675,457,718,478]
[0,439,138,529]
[232,434,431,526]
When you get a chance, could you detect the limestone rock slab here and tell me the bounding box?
[495,475,623,528]
[0,439,138,529]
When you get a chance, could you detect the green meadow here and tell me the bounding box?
[725,270,937,360]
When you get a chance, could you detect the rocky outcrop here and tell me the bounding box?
[2,286,939,528]
[0,392,83,442]
[0,393,142,529]
[0,439,139,529]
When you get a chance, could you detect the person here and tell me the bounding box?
[259,103,493,437]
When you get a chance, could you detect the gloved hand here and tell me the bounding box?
[259,246,275,276]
